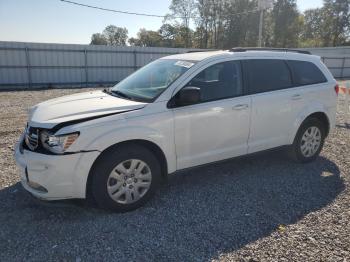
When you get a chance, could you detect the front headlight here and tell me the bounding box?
[40,131,79,154]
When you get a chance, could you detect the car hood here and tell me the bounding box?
[28,90,147,129]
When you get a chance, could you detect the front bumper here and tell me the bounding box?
[14,135,100,200]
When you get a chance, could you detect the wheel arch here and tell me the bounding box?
[290,111,330,145]
[85,139,169,199]
[305,112,330,136]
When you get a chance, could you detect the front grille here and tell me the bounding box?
[24,125,39,151]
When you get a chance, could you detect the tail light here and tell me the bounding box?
[334,84,339,95]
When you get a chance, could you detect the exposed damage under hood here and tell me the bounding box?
[28,90,147,130]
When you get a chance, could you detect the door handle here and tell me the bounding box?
[291,94,302,100]
[232,104,249,110]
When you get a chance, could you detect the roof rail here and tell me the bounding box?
[230,47,311,55]
[186,49,218,53]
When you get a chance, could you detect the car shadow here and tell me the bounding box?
[0,151,344,261]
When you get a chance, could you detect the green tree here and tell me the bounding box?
[128,29,163,47]
[128,24,193,48]
[194,0,212,48]
[91,0,350,48]
[270,0,301,47]
[222,0,259,48]
[159,23,193,47]
[103,25,129,46]
[90,25,129,46]
[90,33,108,45]
[159,24,178,47]
[322,0,350,46]
[299,8,324,47]
[194,0,261,49]
[299,0,350,47]
[165,0,196,47]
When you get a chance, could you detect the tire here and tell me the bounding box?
[90,144,161,212]
[288,117,326,163]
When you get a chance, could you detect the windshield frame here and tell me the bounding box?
[111,59,196,103]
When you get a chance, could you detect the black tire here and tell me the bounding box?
[90,144,161,212]
[288,117,326,163]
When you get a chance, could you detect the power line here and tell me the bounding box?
[60,0,167,18]
[59,0,260,19]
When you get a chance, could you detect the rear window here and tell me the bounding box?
[246,59,292,94]
[287,60,327,86]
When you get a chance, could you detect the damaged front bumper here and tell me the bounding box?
[14,134,100,200]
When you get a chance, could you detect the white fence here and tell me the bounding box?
[0,41,196,89]
[0,41,349,89]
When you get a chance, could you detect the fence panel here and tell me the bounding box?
[0,42,195,89]
[0,41,349,89]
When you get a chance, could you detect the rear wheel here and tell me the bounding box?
[91,144,161,212]
[288,118,326,163]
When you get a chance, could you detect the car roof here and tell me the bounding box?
[161,50,320,62]
[162,50,229,61]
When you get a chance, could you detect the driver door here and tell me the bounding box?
[171,60,251,170]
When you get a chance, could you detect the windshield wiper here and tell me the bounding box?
[104,88,133,101]
[111,90,134,100]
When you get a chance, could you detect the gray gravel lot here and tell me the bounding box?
[0,88,349,261]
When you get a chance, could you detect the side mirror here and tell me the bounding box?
[173,86,201,107]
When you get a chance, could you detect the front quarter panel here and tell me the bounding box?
[58,102,176,174]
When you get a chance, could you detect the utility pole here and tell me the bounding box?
[258,9,264,47]
[257,0,273,47]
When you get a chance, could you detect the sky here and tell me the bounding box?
[0,0,324,44]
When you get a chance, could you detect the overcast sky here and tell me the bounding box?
[0,0,324,44]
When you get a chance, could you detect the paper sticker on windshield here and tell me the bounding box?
[175,61,194,68]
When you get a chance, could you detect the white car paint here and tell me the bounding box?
[173,96,251,169]
[14,50,337,200]
[29,90,146,128]
[15,133,99,199]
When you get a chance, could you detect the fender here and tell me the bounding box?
[288,102,331,145]
[84,125,176,174]
[71,124,176,199]
[53,104,176,196]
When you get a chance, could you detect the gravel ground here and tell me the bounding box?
[0,88,349,261]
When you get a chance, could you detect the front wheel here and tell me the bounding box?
[90,144,161,212]
[288,118,326,163]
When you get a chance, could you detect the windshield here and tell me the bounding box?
[111,59,195,102]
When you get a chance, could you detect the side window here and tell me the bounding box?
[287,60,327,86]
[246,59,292,94]
[186,61,243,102]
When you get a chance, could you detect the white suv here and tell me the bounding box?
[15,48,338,211]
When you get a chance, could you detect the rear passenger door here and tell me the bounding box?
[286,59,329,118]
[244,59,296,153]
